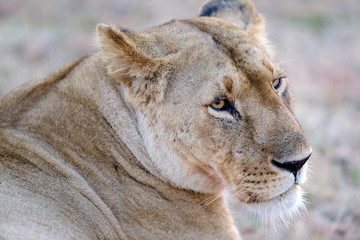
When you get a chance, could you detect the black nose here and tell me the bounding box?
[271,154,311,176]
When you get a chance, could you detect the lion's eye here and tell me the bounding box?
[211,99,225,109]
[209,98,241,120]
[210,99,231,111]
[272,78,283,90]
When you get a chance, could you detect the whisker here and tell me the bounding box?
[197,175,247,209]
[232,188,247,198]
[196,173,253,209]
[246,188,261,203]
[278,58,296,65]
[202,192,227,208]
[199,191,224,207]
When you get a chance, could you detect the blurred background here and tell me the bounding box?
[0,0,359,239]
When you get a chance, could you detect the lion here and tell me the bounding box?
[0,0,312,239]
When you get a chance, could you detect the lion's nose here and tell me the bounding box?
[271,154,311,176]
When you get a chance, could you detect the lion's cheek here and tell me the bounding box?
[191,164,228,188]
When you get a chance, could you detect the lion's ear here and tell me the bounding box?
[96,24,172,105]
[199,0,270,51]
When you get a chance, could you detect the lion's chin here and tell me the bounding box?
[238,185,306,229]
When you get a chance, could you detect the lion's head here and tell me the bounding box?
[97,0,311,226]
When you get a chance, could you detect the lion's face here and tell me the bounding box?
[140,18,311,198]
[97,1,311,224]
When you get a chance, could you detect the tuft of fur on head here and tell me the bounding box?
[242,186,307,231]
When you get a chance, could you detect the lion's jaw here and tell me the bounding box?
[137,111,227,194]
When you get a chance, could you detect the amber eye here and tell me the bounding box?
[211,99,225,109]
[209,98,241,119]
[210,98,233,111]
[272,78,283,90]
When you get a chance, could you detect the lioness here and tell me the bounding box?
[0,0,312,239]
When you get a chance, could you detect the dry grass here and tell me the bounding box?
[0,0,359,239]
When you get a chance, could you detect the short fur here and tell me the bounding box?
[0,1,311,239]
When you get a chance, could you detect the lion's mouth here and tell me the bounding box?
[269,184,297,201]
[252,168,307,204]
[246,183,300,205]
[238,184,306,228]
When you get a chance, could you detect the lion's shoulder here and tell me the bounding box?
[0,56,89,129]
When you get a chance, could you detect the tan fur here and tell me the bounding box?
[0,1,311,239]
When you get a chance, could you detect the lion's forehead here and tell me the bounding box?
[151,19,280,83]
[147,18,288,115]
[151,20,258,58]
